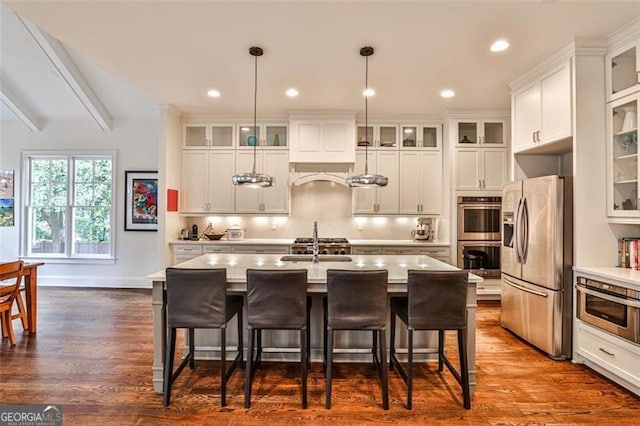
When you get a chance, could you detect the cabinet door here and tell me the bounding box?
[234,151,262,212]
[513,83,541,152]
[455,149,481,190]
[181,151,208,212]
[482,121,506,145]
[540,62,572,143]
[207,151,236,212]
[481,149,507,190]
[375,151,399,214]
[607,41,640,102]
[608,96,639,218]
[353,151,377,213]
[184,125,208,148]
[399,151,421,213]
[261,151,290,213]
[418,152,442,214]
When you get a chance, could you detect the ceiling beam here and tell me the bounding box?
[0,79,42,131]
[17,15,113,131]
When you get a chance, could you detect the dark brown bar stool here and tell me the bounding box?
[245,269,309,408]
[325,269,389,410]
[163,268,243,407]
[390,270,471,409]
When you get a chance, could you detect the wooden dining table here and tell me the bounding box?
[0,261,44,334]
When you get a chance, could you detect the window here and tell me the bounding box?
[24,152,115,259]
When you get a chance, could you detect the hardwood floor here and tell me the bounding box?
[1,288,638,425]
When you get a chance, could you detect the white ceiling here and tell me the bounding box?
[1,1,640,128]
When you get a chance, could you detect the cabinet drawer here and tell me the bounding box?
[173,244,203,255]
[352,247,383,255]
[203,246,231,254]
[576,322,640,387]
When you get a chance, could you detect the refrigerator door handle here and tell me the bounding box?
[515,197,524,263]
[504,277,549,298]
[521,197,529,263]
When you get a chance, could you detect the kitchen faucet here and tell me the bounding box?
[312,221,319,263]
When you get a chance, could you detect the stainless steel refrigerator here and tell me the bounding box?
[501,175,573,359]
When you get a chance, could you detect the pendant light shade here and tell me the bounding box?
[346,46,388,188]
[232,46,274,188]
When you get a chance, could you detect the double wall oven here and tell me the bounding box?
[457,196,501,279]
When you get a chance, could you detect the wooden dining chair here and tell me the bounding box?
[0,261,25,346]
[0,273,28,331]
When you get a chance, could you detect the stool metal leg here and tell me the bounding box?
[221,328,227,406]
[407,328,413,409]
[237,309,244,370]
[379,329,389,410]
[188,328,195,369]
[458,329,471,409]
[256,329,263,370]
[438,330,445,372]
[325,328,333,409]
[389,307,396,372]
[301,328,308,408]
[245,327,255,408]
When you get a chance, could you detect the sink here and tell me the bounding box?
[280,255,352,262]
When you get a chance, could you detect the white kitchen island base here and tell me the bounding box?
[147,253,481,396]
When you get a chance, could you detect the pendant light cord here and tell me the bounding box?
[364,53,369,175]
[252,52,258,174]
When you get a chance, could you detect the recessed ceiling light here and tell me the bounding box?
[286,88,299,97]
[490,39,510,52]
[240,127,250,132]
[363,88,375,97]
[207,89,221,98]
[440,89,455,98]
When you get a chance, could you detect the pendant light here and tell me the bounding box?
[346,46,388,188]
[232,46,274,188]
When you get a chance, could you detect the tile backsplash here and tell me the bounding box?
[185,181,448,242]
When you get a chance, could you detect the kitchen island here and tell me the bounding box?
[147,253,482,395]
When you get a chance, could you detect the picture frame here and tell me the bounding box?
[124,170,158,231]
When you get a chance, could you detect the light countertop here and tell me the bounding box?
[148,253,479,285]
[171,239,450,246]
[573,266,640,290]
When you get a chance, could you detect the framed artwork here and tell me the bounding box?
[0,169,14,198]
[124,170,158,231]
[0,198,14,227]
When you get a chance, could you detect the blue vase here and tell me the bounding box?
[247,136,257,146]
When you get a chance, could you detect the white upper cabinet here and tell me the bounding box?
[606,39,640,103]
[455,148,507,191]
[356,123,399,149]
[289,114,356,163]
[237,122,288,148]
[235,150,289,213]
[513,59,572,153]
[399,151,442,214]
[181,150,236,213]
[607,95,640,219]
[455,120,506,146]
[352,151,400,214]
[400,124,440,149]
[183,123,235,149]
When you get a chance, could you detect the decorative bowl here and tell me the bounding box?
[204,233,225,240]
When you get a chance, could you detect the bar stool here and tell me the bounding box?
[163,268,243,407]
[325,269,389,410]
[390,270,470,409]
[245,269,309,408]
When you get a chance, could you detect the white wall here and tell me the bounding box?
[0,119,159,287]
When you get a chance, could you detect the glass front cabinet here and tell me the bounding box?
[455,120,506,146]
[183,123,235,149]
[608,95,640,218]
[606,40,640,103]
[237,122,288,148]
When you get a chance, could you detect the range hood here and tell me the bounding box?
[289,163,353,187]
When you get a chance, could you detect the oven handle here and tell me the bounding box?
[457,204,500,209]
[576,283,640,308]
[504,277,548,298]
